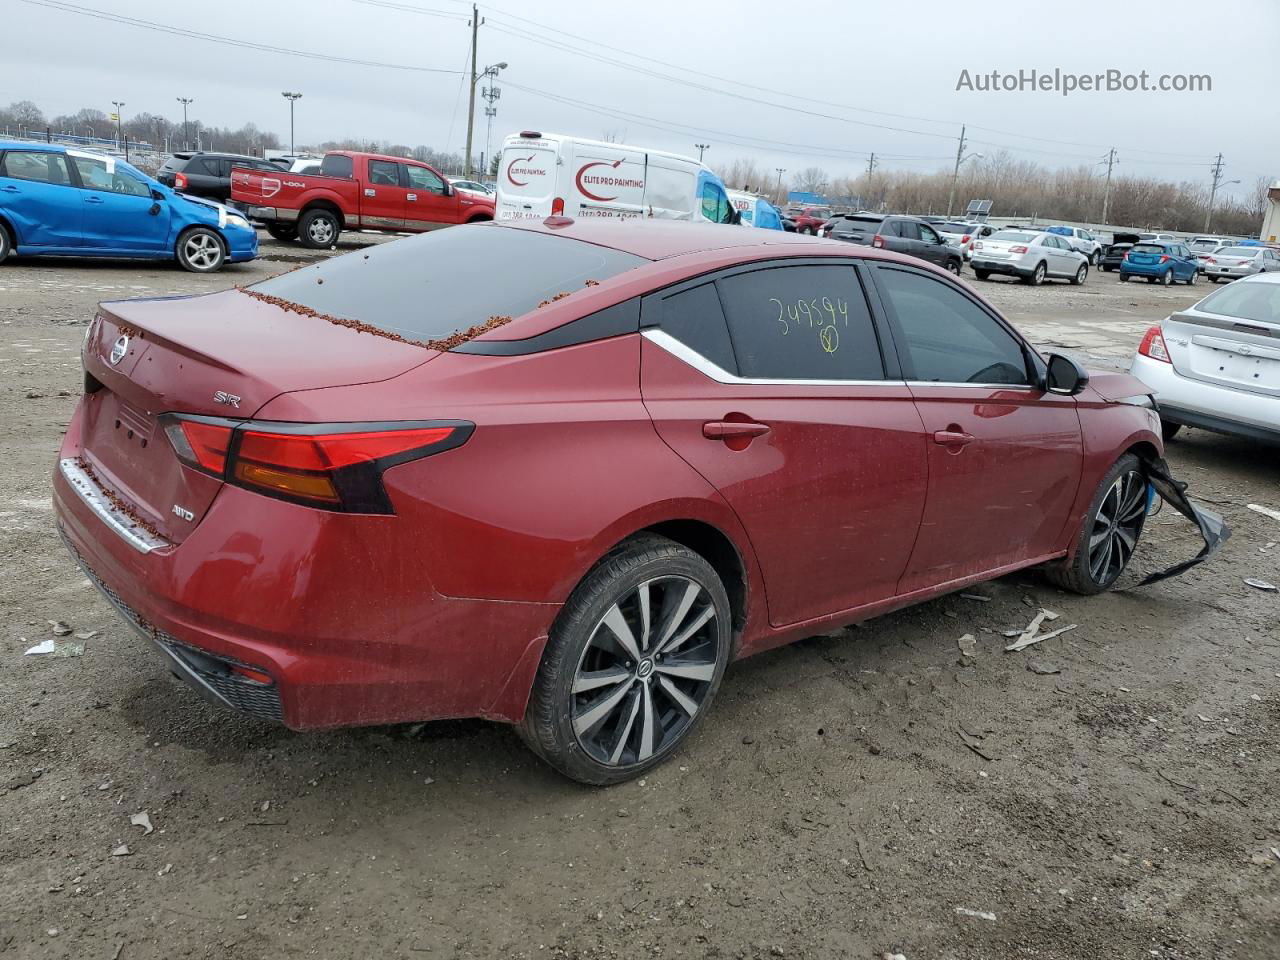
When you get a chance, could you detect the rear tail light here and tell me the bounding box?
[551,196,564,216]
[872,234,884,248]
[1159,255,1169,264]
[1123,251,1132,260]
[175,172,188,189]
[1204,257,1216,264]
[961,235,971,245]
[1137,325,1172,363]
[163,416,473,513]
[1010,245,1028,254]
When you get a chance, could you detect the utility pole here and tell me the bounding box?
[111,101,125,149]
[866,152,877,178]
[1205,153,1225,232]
[177,97,193,150]
[946,124,966,217]
[774,167,786,205]
[464,3,481,178]
[282,92,303,155]
[695,143,709,163]
[1099,148,1117,225]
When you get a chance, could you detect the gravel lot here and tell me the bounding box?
[2,235,1278,960]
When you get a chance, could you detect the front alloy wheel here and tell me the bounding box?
[176,228,225,273]
[1046,454,1147,594]
[520,536,731,784]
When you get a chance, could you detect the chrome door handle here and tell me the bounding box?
[703,421,770,441]
[932,429,974,448]
[407,193,417,201]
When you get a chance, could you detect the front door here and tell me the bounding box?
[0,149,82,247]
[403,163,455,231]
[640,260,928,627]
[67,154,170,253]
[868,263,1084,593]
[361,158,407,229]
[915,220,949,267]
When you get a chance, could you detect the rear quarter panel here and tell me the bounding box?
[231,167,358,215]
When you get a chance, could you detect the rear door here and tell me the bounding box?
[496,139,557,219]
[640,259,928,625]
[361,158,407,229]
[869,263,1083,592]
[67,153,170,253]
[0,149,82,247]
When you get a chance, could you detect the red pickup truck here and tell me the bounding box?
[230,151,495,248]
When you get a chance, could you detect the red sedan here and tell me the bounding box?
[55,218,1169,784]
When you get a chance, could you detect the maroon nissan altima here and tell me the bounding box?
[55,217,1171,784]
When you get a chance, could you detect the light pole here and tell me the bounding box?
[282,92,303,155]
[695,143,709,163]
[774,168,786,205]
[1206,177,1240,233]
[466,62,506,178]
[176,97,193,150]
[111,101,125,149]
[947,148,984,217]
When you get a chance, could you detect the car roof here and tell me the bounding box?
[493,217,883,261]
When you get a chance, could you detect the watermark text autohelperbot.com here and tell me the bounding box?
[956,69,1211,96]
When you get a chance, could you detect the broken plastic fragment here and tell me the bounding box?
[1135,456,1230,585]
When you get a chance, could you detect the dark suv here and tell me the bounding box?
[156,152,280,206]
[825,213,963,274]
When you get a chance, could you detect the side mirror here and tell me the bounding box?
[442,181,453,197]
[151,189,165,201]
[731,209,743,226]
[1046,353,1090,396]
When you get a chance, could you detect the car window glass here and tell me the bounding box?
[658,283,737,373]
[368,160,401,186]
[2,150,71,185]
[716,265,884,380]
[321,155,353,179]
[1195,279,1280,322]
[877,267,1029,385]
[918,223,941,244]
[69,155,149,197]
[406,165,446,193]
[896,220,919,240]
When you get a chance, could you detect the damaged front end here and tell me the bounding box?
[1134,453,1231,586]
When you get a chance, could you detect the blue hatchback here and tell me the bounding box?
[0,141,257,272]
[1119,240,1199,286]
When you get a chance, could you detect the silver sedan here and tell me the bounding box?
[1202,245,1280,283]
[1130,271,1280,443]
[968,229,1090,285]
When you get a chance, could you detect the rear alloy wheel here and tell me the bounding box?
[520,536,731,785]
[298,208,340,249]
[1090,250,1101,266]
[1160,269,1173,286]
[1071,263,1088,285]
[1024,262,1046,286]
[1046,454,1147,595]
[175,227,225,273]
[1186,269,1198,285]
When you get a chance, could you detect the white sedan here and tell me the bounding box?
[968,229,1090,285]
[1130,271,1280,443]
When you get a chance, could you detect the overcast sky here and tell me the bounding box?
[5,0,1276,198]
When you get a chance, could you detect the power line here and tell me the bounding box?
[17,0,465,74]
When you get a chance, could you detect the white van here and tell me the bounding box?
[496,131,737,225]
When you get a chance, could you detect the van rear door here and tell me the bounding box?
[496,139,557,220]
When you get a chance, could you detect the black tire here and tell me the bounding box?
[1071,263,1088,285]
[1090,249,1101,266]
[1102,265,1114,272]
[174,227,225,273]
[1161,420,1182,442]
[297,208,340,249]
[1120,273,1131,282]
[520,535,732,785]
[974,269,990,281]
[944,258,961,275]
[800,225,814,236]
[1146,276,1156,284]
[266,223,298,243]
[1210,276,1221,283]
[1160,269,1173,286]
[1023,261,1047,286]
[1045,453,1147,595]
[0,221,11,262]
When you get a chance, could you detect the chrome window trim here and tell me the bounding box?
[906,381,1039,391]
[59,458,168,554]
[642,329,901,388]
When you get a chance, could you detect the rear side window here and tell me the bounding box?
[184,157,216,176]
[321,155,354,179]
[250,227,646,343]
[876,267,1029,385]
[716,265,884,380]
[658,284,737,373]
[2,150,71,185]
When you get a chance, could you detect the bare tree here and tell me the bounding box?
[792,166,829,194]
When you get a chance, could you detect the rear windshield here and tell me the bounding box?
[938,222,974,233]
[989,231,1035,242]
[1219,246,1258,257]
[1190,240,1221,251]
[1194,279,1280,324]
[249,226,646,342]
[1131,243,1167,254]
[831,216,881,233]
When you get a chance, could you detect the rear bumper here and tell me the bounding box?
[970,257,1031,277]
[1130,353,1280,443]
[1119,263,1167,278]
[52,414,554,730]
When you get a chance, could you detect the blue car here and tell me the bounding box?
[1118,239,1199,286]
[0,141,257,272]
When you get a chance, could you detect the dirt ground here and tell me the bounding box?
[1,236,1278,960]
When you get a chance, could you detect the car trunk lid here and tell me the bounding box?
[1126,244,1167,267]
[1163,309,1280,399]
[78,289,437,543]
